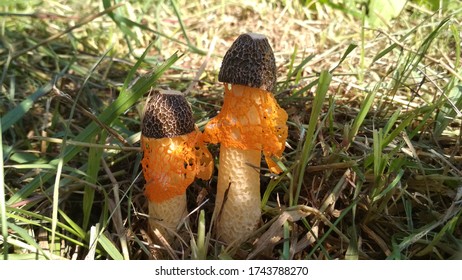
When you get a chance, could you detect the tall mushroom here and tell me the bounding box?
[141,90,213,239]
[204,33,288,243]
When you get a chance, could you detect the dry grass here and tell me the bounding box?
[1,0,461,260]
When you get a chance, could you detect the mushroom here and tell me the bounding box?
[203,33,288,243]
[141,90,213,239]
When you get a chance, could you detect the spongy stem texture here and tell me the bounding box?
[214,146,261,243]
[148,194,187,239]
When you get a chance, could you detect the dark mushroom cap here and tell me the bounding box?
[142,90,195,138]
[218,33,276,92]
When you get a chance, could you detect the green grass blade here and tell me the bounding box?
[122,41,154,92]
[403,197,414,230]
[346,179,362,260]
[102,0,138,43]
[382,108,401,136]
[286,45,297,83]
[0,120,8,259]
[6,211,86,248]
[82,178,96,232]
[7,207,85,239]
[169,0,206,55]
[373,129,383,187]
[50,156,64,255]
[284,53,315,89]
[97,232,124,260]
[82,131,106,231]
[359,7,365,83]
[170,0,191,46]
[58,209,86,240]
[451,23,461,68]
[372,43,398,64]
[191,209,207,260]
[373,169,404,203]
[346,87,377,148]
[382,112,415,149]
[329,44,358,73]
[281,221,290,260]
[1,82,52,133]
[293,70,332,205]
[434,84,462,138]
[6,222,50,259]
[345,225,358,260]
[296,60,314,85]
[261,164,290,208]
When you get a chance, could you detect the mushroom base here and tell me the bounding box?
[148,194,187,240]
[214,146,261,244]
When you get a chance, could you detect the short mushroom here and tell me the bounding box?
[141,90,213,239]
[203,33,288,243]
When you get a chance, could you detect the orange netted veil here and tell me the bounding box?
[142,129,213,203]
[203,84,288,173]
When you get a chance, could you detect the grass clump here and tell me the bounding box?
[1,0,461,259]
